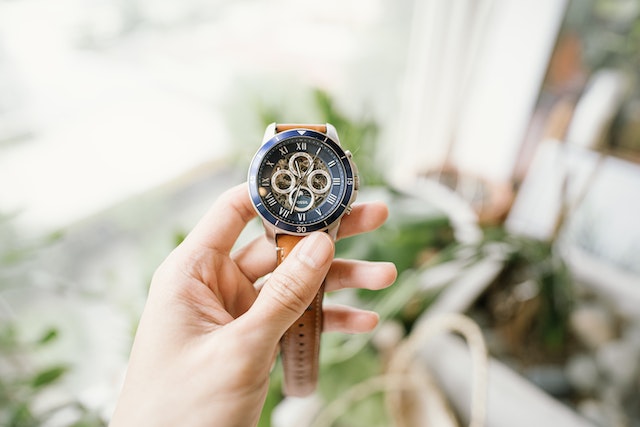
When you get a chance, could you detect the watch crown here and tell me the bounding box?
[345,150,353,158]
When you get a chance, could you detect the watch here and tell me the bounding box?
[248,122,359,396]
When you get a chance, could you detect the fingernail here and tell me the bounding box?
[297,233,333,269]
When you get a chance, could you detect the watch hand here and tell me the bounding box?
[289,158,309,214]
[304,150,320,179]
[289,183,304,215]
[295,159,302,177]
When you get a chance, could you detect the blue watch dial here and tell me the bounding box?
[248,129,355,234]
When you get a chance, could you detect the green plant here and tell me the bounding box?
[229,85,384,187]
[308,90,383,186]
[0,325,67,427]
[0,216,107,427]
[473,227,574,361]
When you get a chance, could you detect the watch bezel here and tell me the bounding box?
[248,128,356,235]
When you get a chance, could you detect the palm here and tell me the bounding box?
[165,244,263,334]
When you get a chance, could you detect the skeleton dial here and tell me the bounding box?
[249,132,355,233]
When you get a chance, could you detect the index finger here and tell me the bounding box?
[182,182,256,254]
[231,201,389,282]
[336,201,389,240]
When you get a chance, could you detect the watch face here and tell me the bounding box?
[248,129,356,234]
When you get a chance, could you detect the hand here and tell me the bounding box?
[109,183,396,427]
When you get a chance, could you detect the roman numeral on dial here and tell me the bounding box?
[279,207,291,217]
[266,193,277,206]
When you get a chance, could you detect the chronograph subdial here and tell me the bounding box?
[288,152,313,177]
[307,169,331,194]
[271,169,296,194]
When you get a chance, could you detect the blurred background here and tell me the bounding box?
[1,0,639,426]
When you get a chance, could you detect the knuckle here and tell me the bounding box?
[267,271,311,315]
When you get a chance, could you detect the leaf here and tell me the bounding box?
[319,346,381,398]
[8,402,37,427]
[172,230,187,247]
[0,323,18,349]
[69,412,108,427]
[318,347,390,427]
[30,365,68,389]
[36,328,59,346]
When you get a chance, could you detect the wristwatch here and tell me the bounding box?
[248,123,359,396]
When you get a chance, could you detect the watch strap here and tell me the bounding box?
[275,123,327,134]
[276,234,324,397]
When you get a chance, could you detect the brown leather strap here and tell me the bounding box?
[275,123,327,133]
[276,234,324,397]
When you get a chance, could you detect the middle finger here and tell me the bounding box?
[232,201,390,282]
[325,259,397,293]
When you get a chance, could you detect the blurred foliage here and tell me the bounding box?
[318,347,389,427]
[307,217,576,424]
[0,216,107,427]
[566,0,640,73]
[564,0,640,156]
[0,324,68,427]
[474,228,574,362]
[336,205,454,276]
[228,84,384,187]
[308,90,383,186]
[252,88,384,187]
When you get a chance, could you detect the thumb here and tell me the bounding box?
[244,232,334,340]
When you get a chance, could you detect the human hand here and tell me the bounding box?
[109,183,396,427]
